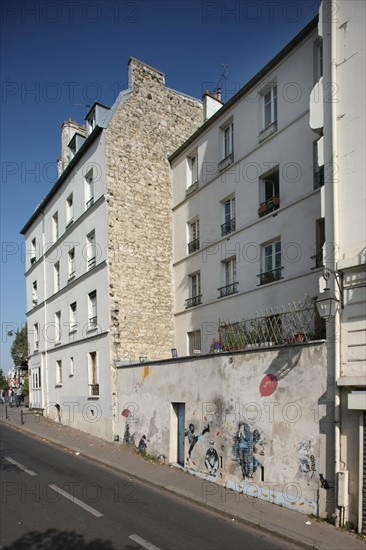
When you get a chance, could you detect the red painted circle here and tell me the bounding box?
[260,374,278,396]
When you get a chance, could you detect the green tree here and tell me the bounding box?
[10,325,28,367]
[0,369,8,391]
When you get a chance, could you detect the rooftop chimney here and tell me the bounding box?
[203,89,224,121]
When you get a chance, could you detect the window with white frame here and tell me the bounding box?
[69,357,74,376]
[56,360,62,385]
[313,140,324,189]
[68,248,75,279]
[87,112,96,135]
[86,231,96,270]
[55,311,61,343]
[70,302,77,332]
[88,351,99,395]
[190,154,198,185]
[188,218,200,254]
[221,196,236,236]
[52,212,59,241]
[311,218,325,269]
[223,122,234,158]
[34,323,39,351]
[219,257,238,297]
[258,167,280,217]
[54,261,60,292]
[313,38,323,83]
[188,330,201,355]
[31,238,36,265]
[85,169,94,209]
[262,84,277,130]
[259,240,282,285]
[186,271,201,308]
[66,193,73,226]
[32,281,38,306]
[88,291,97,330]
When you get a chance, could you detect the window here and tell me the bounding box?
[68,248,75,279]
[87,112,96,135]
[69,357,74,377]
[88,352,99,396]
[221,196,236,236]
[188,219,200,254]
[188,330,201,355]
[54,261,60,292]
[311,219,325,269]
[70,302,77,332]
[87,231,96,270]
[88,291,97,330]
[313,140,324,189]
[219,257,238,297]
[52,212,59,241]
[186,154,199,195]
[55,311,61,343]
[31,238,36,265]
[66,193,73,226]
[259,240,282,285]
[258,168,280,217]
[313,38,323,83]
[56,360,62,385]
[263,85,277,129]
[186,272,201,308]
[32,281,38,306]
[85,169,94,209]
[34,323,39,351]
[224,123,234,157]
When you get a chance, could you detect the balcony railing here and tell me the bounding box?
[86,197,94,209]
[89,384,99,396]
[314,167,324,189]
[188,238,200,254]
[311,253,323,269]
[257,267,283,285]
[185,295,202,309]
[218,282,238,298]
[88,316,98,330]
[221,218,236,237]
[30,256,36,265]
[186,180,199,197]
[88,257,96,270]
[32,299,38,307]
[258,196,280,218]
[66,218,74,229]
[218,152,234,172]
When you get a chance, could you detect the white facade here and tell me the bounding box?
[171,19,323,356]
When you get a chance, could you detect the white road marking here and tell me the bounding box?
[129,534,161,550]
[5,456,37,476]
[48,484,103,517]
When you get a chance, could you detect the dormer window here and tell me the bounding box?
[66,193,73,226]
[86,112,96,136]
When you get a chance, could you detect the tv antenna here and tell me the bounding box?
[216,64,229,92]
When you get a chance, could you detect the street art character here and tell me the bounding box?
[185,423,210,458]
[298,441,311,473]
[232,423,261,479]
[138,435,147,454]
[205,441,219,476]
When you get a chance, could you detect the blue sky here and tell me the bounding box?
[0,0,320,372]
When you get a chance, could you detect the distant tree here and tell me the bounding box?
[10,325,28,367]
[0,369,8,391]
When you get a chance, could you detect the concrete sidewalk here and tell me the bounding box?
[0,405,364,550]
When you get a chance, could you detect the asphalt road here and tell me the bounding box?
[0,425,301,550]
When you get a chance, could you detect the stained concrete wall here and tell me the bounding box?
[116,342,330,516]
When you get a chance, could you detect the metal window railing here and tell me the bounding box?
[257,267,283,285]
[221,218,236,237]
[188,238,200,254]
[218,282,238,298]
[185,295,202,308]
[89,384,99,396]
[258,196,280,218]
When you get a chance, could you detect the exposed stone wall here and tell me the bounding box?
[105,58,203,363]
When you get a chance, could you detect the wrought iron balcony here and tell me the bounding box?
[30,256,36,265]
[257,267,283,285]
[258,196,280,218]
[314,167,324,189]
[86,197,94,209]
[88,316,98,330]
[221,218,236,237]
[188,238,200,254]
[311,253,323,269]
[218,282,238,298]
[185,295,202,309]
[87,257,96,270]
[32,299,38,307]
[89,384,99,396]
[218,152,234,172]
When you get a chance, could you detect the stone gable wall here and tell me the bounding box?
[105,58,203,363]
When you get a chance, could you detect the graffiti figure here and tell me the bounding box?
[123,424,136,447]
[185,423,210,458]
[138,435,147,454]
[205,441,219,476]
[298,441,311,473]
[232,423,261,479]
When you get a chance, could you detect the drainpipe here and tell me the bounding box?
[42,210,49,413]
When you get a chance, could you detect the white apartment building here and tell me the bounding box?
[170,18,324,356]
[21,58,203,439]
[310,0,366,532]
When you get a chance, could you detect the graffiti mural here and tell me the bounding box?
[232,423,261,479]
[123,423,148,455]
[298,441,311,474]
[185,423,210,459]
[205,440,219,476]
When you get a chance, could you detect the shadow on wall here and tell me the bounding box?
[3,529,118,550]
[264,347,302,380]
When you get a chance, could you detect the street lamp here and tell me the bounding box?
[315,288,340,319]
